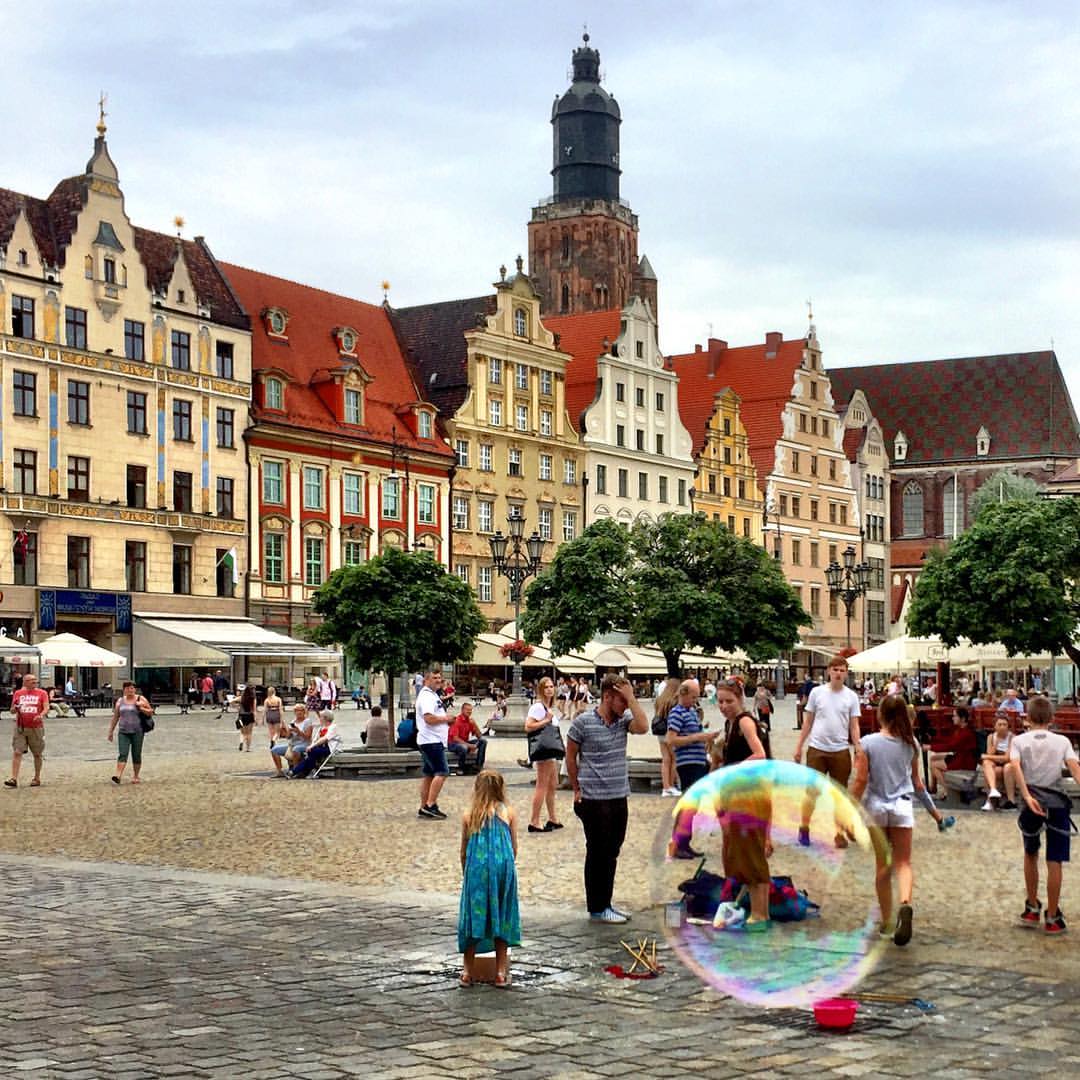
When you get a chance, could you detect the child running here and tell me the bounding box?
[458,770,521,986]
[851,694,924,946]
[1010,696,1080,935]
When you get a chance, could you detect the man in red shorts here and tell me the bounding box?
[8,672,49,788]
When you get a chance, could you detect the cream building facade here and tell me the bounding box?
[0,126,250,681]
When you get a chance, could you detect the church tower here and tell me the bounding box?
[528,35,657,319]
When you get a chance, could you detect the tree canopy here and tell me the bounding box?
[907,497,1080,667]
[968,470,1040,521]
[520,515,809,676]
[308,548,487,732]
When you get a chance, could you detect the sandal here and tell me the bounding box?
[458,974,474,988]
[29,779,40,787]
[4,779,16,788]
[131,777,140,785]
[494,973,510,988]
[111,776,121,785]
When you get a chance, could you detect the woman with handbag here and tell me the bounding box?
[525,676,565,834]
[108,681,154,785]
[238,685,257,751]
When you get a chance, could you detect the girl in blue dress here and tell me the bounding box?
[459,770,521,987]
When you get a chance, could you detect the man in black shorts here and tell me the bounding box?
[415,669,450,820]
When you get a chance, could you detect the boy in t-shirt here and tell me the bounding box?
[1010,696,1080,934]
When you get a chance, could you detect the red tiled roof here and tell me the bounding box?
[891,580,909,624]
[670,335,807,492]
[542,310,622,431]
[828,353,1080,464]
[1050,459,1080,484]
[890,538,944,570]
[220,262,452,458]
[841,425,866,463]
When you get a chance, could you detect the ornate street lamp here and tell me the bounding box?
[488,506,544,700]
[826,543,873,651]
[761,493,786,698]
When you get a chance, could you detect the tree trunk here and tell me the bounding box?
[383,675,395,749]
[1064,644,1080,687]
[664,650,681,679]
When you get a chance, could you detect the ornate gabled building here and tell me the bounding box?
[528,35,657,319]
[546,296,695,526]
[0,122,250,679]
[221,263,455,644]
[392,261,583,627]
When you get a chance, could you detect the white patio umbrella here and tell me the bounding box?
[37,633,126,668]
[0,640,41,664]
[845,634,951,673]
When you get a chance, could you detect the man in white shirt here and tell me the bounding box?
[794,655,863,848]
[416,669,450,820]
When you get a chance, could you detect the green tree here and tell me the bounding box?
[908,497,1080,667]
[520,515,809,677]
[968,470,1039,521]
[308,548,487,744]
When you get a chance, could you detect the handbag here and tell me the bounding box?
[528,719,565,762]
[137,704,155,733]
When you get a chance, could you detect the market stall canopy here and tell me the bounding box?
[845,635,951,673]
[132,617,341,668]
[37,633,126,668]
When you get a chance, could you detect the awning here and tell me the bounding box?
[0,641,41,664]
[133,617,342,668]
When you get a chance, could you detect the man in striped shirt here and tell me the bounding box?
[566,674,649,924]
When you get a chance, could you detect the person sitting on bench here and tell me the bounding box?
[924,706,977,796]
[447,702,487,774]
[289,711,342,778]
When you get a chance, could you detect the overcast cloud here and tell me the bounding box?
[9,0,1080,392]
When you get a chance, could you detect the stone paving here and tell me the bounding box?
[2,696,1080,1076]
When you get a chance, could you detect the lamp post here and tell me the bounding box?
[761,495,786,698]
[826,544,872,651]
[488,507,543,700]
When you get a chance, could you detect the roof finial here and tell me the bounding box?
[583,24,589,44]
[173,215,185,238]
[515,254,524,274]
[382,280,391,303]
[97,91,108,137]
[806,297,814,323]
[499,263,507,282]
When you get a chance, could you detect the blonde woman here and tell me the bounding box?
[653,677,681,797]
[525,676,564,833]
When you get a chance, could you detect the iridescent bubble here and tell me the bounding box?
[650,760,889,1008]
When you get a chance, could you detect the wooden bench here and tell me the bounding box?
[149,692,189,715]
[628,757,663,793]
[943,769,1080,805]
[316,747,423,778]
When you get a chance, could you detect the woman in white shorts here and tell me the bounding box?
[851,694,925,947]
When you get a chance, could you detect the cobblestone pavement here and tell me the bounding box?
[2,852,1079,1078]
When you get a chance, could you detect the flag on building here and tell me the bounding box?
[217,547,239,585]
[13,527,29,566]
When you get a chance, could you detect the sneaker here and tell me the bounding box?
[987,787,1001,800]
[893,903,913,947]
[937,815,956,832]
[998,799,1018,811]
[427,804,448,820]
[878,921,893,939]
[661,787,682,798]
[834,832,850,850]
[1020,899,1042,927]
[1045,910,1068,935]
[418,806,437,819]
[981,799,995,812]
[589,907,629,924]
[610,906,632,921]
[797,827,811,847]
[672,847,702,860]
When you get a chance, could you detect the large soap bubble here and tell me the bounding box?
[650,760,889,1008]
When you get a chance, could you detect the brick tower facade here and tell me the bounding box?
[528,35,657,320]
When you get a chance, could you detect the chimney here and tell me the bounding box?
[695,344,703,353]
[765,330,782,359]
[707,338,727,378]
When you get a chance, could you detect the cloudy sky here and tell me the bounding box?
[10,1,1080,390]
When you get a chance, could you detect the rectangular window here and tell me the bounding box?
[126,391,147,434]
[810,380,818,400]
[829,502,837,524]
[868,599,886,638]
[658,476,668,503]
[799,413,807,432]
[616,382,625,402]
[515,363,528,390]
[829,593,839,619]
[124,320,145,361]
[678,479,686,506]
[215,341,234,380]
[616,424,625,448]
[263,461,284,504]
[170,330,191,371]
[103,257,116,284]
[737,478,746,500]
[791,539,801,565]
[455,439,470,468]
[540,369,553,396]
[65,307,88,349]
[822,419,830,438]
[382,476,400,519]
[344,388,362,424]
[343,473,362,515]
[596,463,607,494]
[811,415,818,435]
[656,392,664,412]
[479,444,493,472]
[637,472,647,499]
[810,498,819,521]
[538,507,553,540]
[618,468,628,498]
[417,483,435,525]
[515,404,529,431]
[13,529,38,586]
[489,357,502,385]
[779,493,788,516]
[723,476,731,497]
[216,476,234,518]
[67,380,90,425]
[708,474,717,494]
[810,586,821,616]
[562,511,577,541]
[216,408,234,448]
[304,537,324,587]
[263,533,284,583]
[791,495,801,518]
[810,541,819,567]
[840,504,848,525]
[173,399,192,441]
[67,456,90,502]
[489,399,502,427]
[344,541,366,566]
[125,541,146,592]
[12,371,36,416]
[478,565,493,603]
[11,295,34,339]
[728,514,736,532]
[791,451,800,473]
[126,465,147,509]
[656,434,664,456]
[215,546,236,598]
[13,449,37,494]
[743,518,751,537]
[67,535,90,588]
[453,496,469,531]
[173,545,193,595]
[455,563,470,584]
[636,430,645,452]
[723,417,731,436]
[418,411,432,439]
[508,448,523,477]
[539,453,552,481]
[635,387,645,408]
[563,458,576,485]
[540,409,552,437]
[723,446,731,465]
[478,500,493,533]
[303,466,324,510]
[173,470,193,512]
[870,557,885,591]
[829,459,837,481]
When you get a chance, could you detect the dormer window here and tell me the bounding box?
[894,430,908,461]
[335,326,358,355]
[418,410,433,439]
[176,288,186,304]
[976,426,990,457]
[265,307,289,338]
[104,258,116,284]
[513,308,527,337]
[265,377,284,411]
[344,388,362,425]
[17,249,28,267]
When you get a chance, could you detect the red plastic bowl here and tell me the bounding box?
[813,998,858,1029]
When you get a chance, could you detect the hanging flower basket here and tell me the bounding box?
[500,639,534,663]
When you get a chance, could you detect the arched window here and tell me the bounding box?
[560,284,570,313]
[265,377,284,410]
[942,476,962,538]
[513,308,527,337]
[561,233,571,260]
[902,482,924,537]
